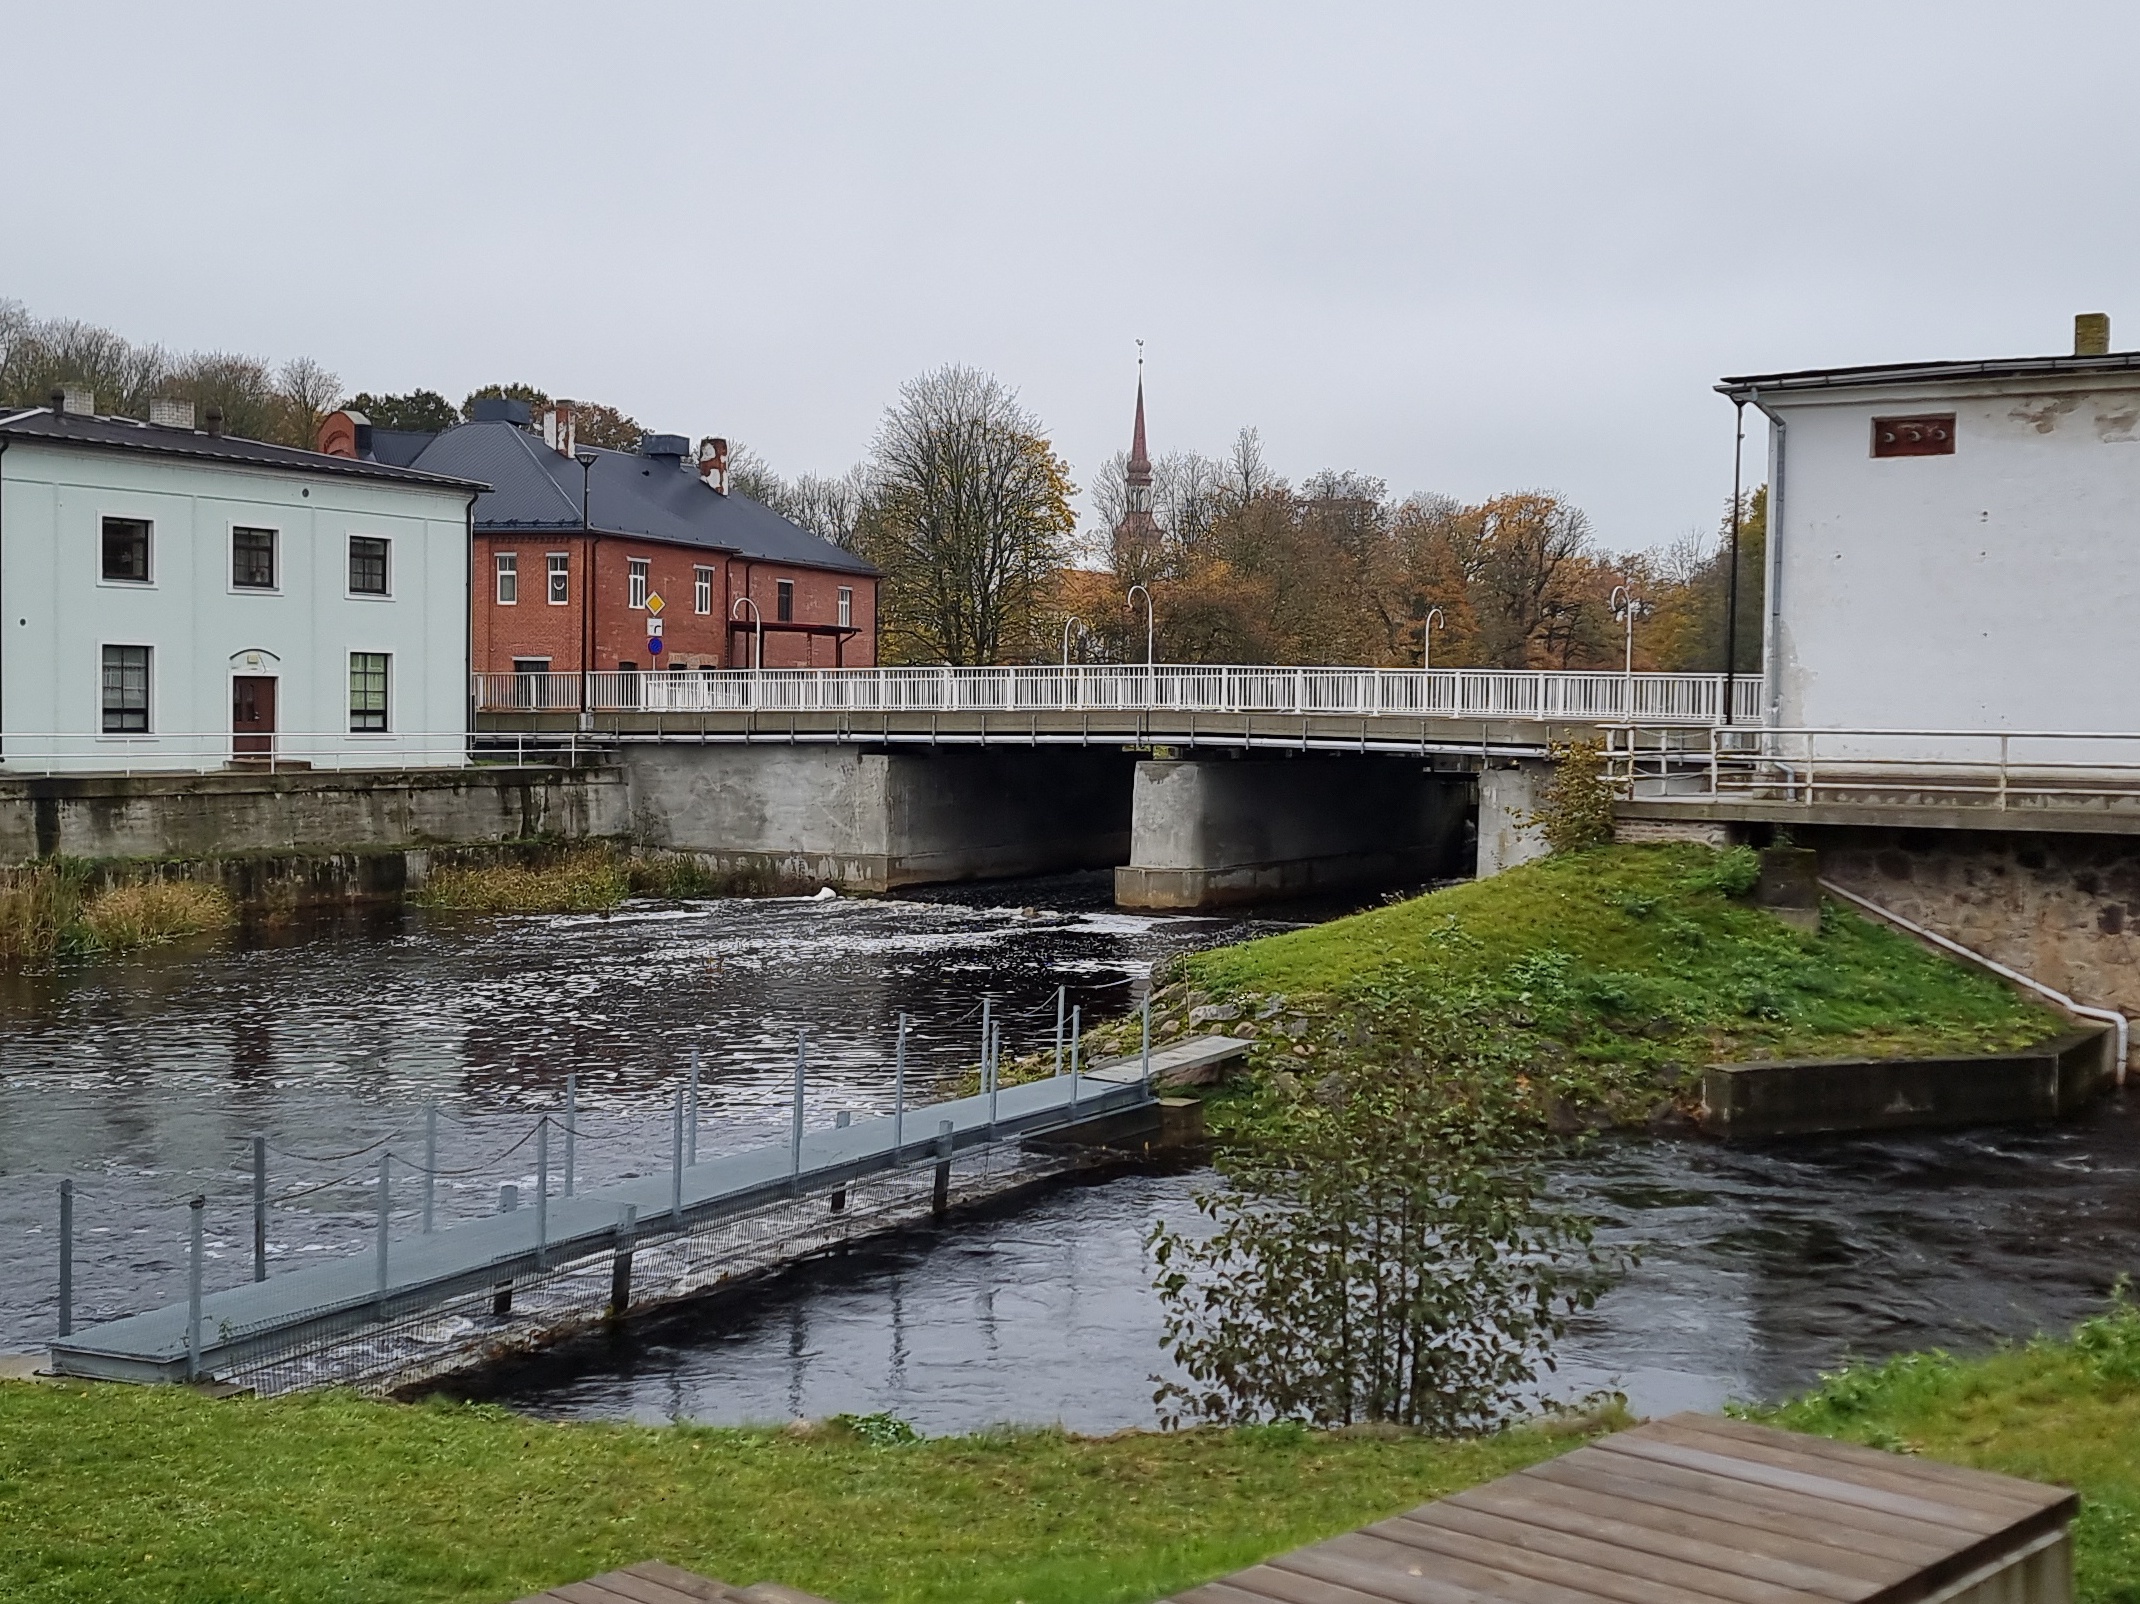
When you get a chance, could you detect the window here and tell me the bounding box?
[101,645,151,732]
[694,566,713,615]
[232,526,277,589]
[349,536,390,595]
[1871,414,1956,458]
[838,586,852,628]
[776,579,794,622]
[512,657,551,674]
[495,553,519,604]
[349,652,389,731]
[101,517,150,583]
[628,558,650,610]
[547,552,570,604]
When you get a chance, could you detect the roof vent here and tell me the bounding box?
[60,386,94,416]
[204,406,225,439]
[148,398,195,430]
[641,432,690,465]
[2076,312,2111,356]
[469,397,532,427]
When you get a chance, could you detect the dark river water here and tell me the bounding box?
[3,871,2137,1434]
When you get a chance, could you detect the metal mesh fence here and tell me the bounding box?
[217,1137,1092,1397]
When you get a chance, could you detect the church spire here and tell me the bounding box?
[1124,344,1153,519]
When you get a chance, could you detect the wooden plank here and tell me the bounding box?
[1171,1565,1393,1603]
[1492,1472,1910,1590]
[1336,1526,1635,1604]
[1376,1512,1770,1604]
[1629,1421,2041,1524]
[1594,1435,2001,1535]
[542,1584,660,1604]
[737,1587,839,1604]
[627,1562,752,1602]
[1407,1500,1831,1604]
[1525,1452,1957,1567]
[1662,1415,2069,1512]
[573,1570,731,1604]
[1448,1480,1878,1600]
[1271,1536,1506,1603]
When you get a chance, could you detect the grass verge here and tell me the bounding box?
[1072,843,2065,1128]
[0,1386,1583,1604]
[0,864,234,962]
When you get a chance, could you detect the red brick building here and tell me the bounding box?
[319,400,877,675]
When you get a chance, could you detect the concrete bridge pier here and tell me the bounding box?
[621,744,1136,892]
[1113,755,1471,909]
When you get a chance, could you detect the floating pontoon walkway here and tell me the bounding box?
[49,1035,1248,1385]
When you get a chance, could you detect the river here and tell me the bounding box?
[2,872,2136,1434]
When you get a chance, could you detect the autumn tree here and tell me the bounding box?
[346,389,461,431]
[858,365,1077,664]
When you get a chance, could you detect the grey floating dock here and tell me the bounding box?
[48,1037,1249,1386]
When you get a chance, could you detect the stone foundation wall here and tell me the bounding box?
[1810,825,2140,1061]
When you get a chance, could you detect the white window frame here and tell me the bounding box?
[348,650,391,734]
[348,534,392,599]
[100,642,154,736]
[229,523,280,594]
[97,513,155,589]
[628,557,650,611]
[838,586,852,628]
[547,552,570,605]
[694,566,713,615]
[495,552,519,605]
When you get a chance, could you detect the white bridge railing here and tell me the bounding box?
[474,666,1766,725]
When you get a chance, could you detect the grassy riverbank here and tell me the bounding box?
[412,847,760,915]
[1079,844,2065,1127]
[0,865,233,962]
[8,1304,2140,1601]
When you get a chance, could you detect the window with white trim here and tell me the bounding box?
[349,652,389,731]
[101,645,151,732]
[838,586,852,628]
[628,558,650,610]
[694,566,713,615]
[495,552,518,604]
[349,536,390,596]
[547,553,570,604]
[232,526,277,590]
[102,517,151,583]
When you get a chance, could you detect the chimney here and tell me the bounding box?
[2076,312,2111,356]
[542,398,577,458]
[315,408,369,458]
[59,386,94,416]
[698,436,730,495]
[205,405,225,438]
[149,398,196,431]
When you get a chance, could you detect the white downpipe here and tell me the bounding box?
[1820,877,2128,1085]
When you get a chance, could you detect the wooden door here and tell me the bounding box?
[232,676,277,757]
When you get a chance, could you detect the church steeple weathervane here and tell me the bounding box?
[1120,341,1156,530]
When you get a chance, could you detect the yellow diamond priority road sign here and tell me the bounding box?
[645,592,664,615]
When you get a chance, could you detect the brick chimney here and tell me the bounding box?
[698,436,730,495]
[2075,312,2111,356]
[542,399,578,457]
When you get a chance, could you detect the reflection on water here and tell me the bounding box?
[4,870,2138,1433]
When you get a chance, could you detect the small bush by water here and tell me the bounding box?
[414,849,630,914]
[0,864,233,962]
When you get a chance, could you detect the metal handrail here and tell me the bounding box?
[0,733,585,776]
[471,665,1767,725]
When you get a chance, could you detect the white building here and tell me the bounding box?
[1722,315,2140,743]
[0,397,481,771]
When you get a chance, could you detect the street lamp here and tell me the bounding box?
[1421,606,1445,670]
[730,595,764,672]
[1125,584,1154,667]
[1061,615,1086,668]
[1610,584,1640,720]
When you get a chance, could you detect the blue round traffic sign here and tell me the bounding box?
[648,637,664,655]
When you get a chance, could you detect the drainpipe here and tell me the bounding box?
[1821,877,2129,1086]
[0,435,9,761]
[463,490,478,748]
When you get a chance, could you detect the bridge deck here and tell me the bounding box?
[49,1038,1246,1386]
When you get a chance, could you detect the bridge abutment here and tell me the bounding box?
[1113,755,1470,909]
[621,744,1135,892]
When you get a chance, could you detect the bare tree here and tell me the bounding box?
[772,466,874,550]
[275,356,342,448]
[861,365,1077,664]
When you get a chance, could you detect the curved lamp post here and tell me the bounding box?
[1421,606,1446,670]
[1061,615,1086,668]
[1125,584,1154,667]
[1610,584,1639,720]
[730,595,764,673]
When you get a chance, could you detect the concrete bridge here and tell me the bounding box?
[474,665,1761,905]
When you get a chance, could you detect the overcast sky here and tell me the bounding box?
[6,3,2135,553]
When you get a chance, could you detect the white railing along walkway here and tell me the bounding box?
[474,666,1766,726]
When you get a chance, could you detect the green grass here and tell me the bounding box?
[0,1386,1581,1604]
[1083,844,2067,1125]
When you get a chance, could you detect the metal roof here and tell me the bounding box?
[1719,350,2140,398]
[406,421,879,576]
[0,407,486,491]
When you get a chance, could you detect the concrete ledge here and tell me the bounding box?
[1116,850,1441,909]
[1700,1026,2113,1139]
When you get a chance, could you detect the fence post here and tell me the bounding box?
[563,1076,577,1199]
[687,1047,701,1167]
[1069,1005,1082,1118]
[421,1104,437,1235]
[986,1019,1000,1134]
[375,1152,392,1299]
[790,1030,808,1180]
[608,1203,637,1319]
[493,1185,518,1316]
[893,1013,908,1156]
[252,1134,267,1281]
[1141,988,1153,1095]
[978,996,991,1095]
[57,1179,72,1338]
[534,1118,549,1265]
[186,1195,205,1381]
[671,1086,684,1223]
[932,1118,954,1217]
[1054,986,1066,1076]
[832,1110,852,1212]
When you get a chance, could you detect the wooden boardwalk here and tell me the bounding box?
[515,1559,832,1604]
[1168,1413,2076,1603]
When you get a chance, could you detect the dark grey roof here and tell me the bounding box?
[406,420,878,575]
[0,406,486,491]
[1719,350,2140,397]
[365,428,443,469]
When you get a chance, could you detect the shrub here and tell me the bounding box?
[1528,739,1618,855]
[414,848,628,914]
[78,880,234,951]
